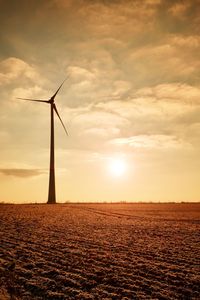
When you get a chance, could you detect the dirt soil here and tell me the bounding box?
[0,203,199,299]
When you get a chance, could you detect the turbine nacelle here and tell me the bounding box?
[49,97,54,103]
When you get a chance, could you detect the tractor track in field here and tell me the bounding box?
[73,204,200,224]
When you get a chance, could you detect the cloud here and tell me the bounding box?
[93,91,200,150]
[68,0,159,41]
[0,168,46,178]
[110,134,191,150]
[168,2,190,19]
[68,109,129,151]
[67,66,96,82]
[72,110,129,134]
[170,34,200,49]
[0,57,39,85]
[136,83,200,105]
[124,41,200,85]
[82,127,120,139]
[95,90,198,125]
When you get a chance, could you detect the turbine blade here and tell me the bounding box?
[53,104,68,136]
[17,98,49,103]
[51,76,69,100]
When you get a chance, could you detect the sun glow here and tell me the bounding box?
[109,158,127,177]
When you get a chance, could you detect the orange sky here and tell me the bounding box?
[0,0,200,203]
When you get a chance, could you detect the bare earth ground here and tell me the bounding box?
[0,203,199,300]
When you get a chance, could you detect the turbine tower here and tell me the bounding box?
[17,79,68,204]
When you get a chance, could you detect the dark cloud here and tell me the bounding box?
[0,168,46,178]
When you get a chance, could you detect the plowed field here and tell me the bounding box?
[0,203,199,299]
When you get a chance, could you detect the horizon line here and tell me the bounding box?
[0,201,200,205]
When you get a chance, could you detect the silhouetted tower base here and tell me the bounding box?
[47,103,56,204]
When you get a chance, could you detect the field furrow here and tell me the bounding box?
[0,203,199,299]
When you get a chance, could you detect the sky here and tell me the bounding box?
[0,0,200,203]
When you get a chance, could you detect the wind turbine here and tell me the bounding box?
[17,79,68,204]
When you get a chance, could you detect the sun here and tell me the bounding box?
[109,158,127,177]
